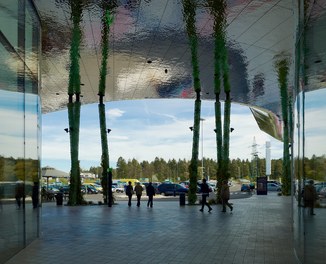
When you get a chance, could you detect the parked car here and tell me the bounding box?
[82,184,98,194]
[59,185,70,195]
[241,183,251,192]
[268,180,282,186]
[142,182,160,194]
[180,181,190,188]
[89,183,103,193]
[197,181,214,193]
[315,182,326,192]
[267,183,281,191]
[113,183,125,193]
[157,183,188,196]
[317,186,326,199]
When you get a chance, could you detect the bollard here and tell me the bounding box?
[179,193,186,206]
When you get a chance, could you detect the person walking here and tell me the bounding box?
[134,182,144,207]
[303,180,318,215]
[220,180,233,213]
[125,181,134,206]
[32,182,39,209]
[199,178,212,212]
[146,182,155,208]
[15,182,24,209]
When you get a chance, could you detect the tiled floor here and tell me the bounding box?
[6,194,299,264]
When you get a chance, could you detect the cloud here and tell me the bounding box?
[0,107,39,159]
[107,108,125,119]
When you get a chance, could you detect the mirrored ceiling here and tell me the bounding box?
[34,0,298,118]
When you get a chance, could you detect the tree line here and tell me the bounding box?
[86,156,289,183]
[0,154,324,184]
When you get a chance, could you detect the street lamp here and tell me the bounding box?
[200,118,205,178]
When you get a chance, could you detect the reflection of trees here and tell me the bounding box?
[305,155,326,181]
[0,156,39,182]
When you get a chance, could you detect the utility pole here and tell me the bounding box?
[251,137,259,179]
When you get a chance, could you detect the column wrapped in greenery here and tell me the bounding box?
[214,101,223,175]
[68,0,82,97]
[208,0,231,199]
[67,0,84,205]
[99,103,109,203]
[222,95,231,173]
[275,57,291,195]
[182,0,202,204]
[97,2,115,204]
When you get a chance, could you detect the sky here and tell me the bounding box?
[41,99,284,172]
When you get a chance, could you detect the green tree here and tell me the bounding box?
[140,161,153,181]
[116,157,127,179]
[127,158,142,179]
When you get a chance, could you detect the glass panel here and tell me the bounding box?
[0,91,25,261]
[0,1,41,262]
[25,1,39,83]
[293,90,304,262]
[303,89,326,262]
[0,0,18,49]
[0,40,21,92]
[24,83,40,244]
[24,0,41,247]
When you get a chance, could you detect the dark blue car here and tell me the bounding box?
[241,183,251,192]
[157,183,188,196]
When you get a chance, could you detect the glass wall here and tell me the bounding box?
[0,1,41,263]
[293,0,326,263]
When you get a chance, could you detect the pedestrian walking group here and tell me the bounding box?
[199,178,233,214]
[125,181,155,207]
[125,179,234,214]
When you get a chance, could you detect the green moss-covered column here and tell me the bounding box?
[67,0,84,206]
[99,103,110,203]
[223,94,231,174]
[97,3,115,205]
[189,97,201,204]
[276,58,291,195]
[208,0,231,199]
[182,0,202,204]
[214,100,223,177]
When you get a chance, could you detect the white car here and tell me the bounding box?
[114,184,125,193]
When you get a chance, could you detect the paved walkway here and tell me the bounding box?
[6,194,298,264]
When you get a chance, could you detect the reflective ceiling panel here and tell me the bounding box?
[34,0,298,117]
